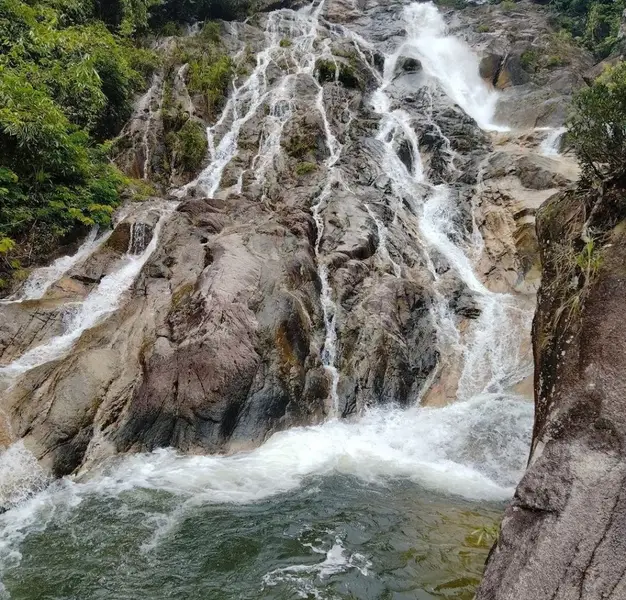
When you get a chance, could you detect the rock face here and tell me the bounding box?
[459,2,592,128]
[476,179,626,600]
[0,0,589,483]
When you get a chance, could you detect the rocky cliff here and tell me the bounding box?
[0,0,590,498]
[476,177,626,599]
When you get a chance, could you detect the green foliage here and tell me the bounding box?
[188,55,233,116]
[92,0,163,36]
[568,62,626,179]
[520,49,540,72]
[201,20,222,44]
[148,0,251,27]
[0,0,149,281]
[550,0,624,58]
[280,38,292,48]
[0,0,244,286]
[283,127,319,160]
[584,2,622,58]
[167,119,208,172]
[157,20,183,37]
[295,162,317,177]
[477,24,491,33]
[544,54,569,69]
[0,236,16,254]
[500,0,517,13]
[576,239,603,278]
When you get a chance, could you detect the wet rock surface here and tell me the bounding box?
[0,0,587,480]
[476,180,626,600]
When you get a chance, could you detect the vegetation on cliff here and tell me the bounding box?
[0,0,156,286]
[490,0,624,59]
[0,0,243,289]
[551,0,626,58]
[551,0,625,58]
[568,61,626,180]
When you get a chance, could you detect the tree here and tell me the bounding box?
[568,62,626,180]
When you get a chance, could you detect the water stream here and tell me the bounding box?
[0,2,536,598]
[0,204,174,378]
[0,228,104,303]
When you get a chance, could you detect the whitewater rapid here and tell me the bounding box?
[0,4,538,595]
[0,394,532,571]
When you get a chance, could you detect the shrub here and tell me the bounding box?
[584,2,622,58]
[520,49,539,72]
[188,54,234,116]
[295,162,317,177]
[567,61,626,180]
[172,120,209,172]
[545,54,568,68]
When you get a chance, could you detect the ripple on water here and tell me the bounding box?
[0,396,530,599]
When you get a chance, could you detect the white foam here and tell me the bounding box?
[0,443,49,511]
[71,394,531,503]
[262,537,371,598]
[401,2,506,131]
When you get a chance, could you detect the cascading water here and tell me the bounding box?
[0,204,174,379]
[401,4,506,131]
[365,2,533,404]
[0,227,104,303]
[0,3,539,599]
[540,126,567,156]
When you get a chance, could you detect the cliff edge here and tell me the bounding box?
[477,177,626,599]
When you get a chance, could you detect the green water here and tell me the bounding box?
[1,476,499,600]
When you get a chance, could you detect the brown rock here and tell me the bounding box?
[477,182,626,600]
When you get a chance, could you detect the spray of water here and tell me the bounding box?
[0,5,538,581]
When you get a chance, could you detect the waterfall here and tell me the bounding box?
[128,222,151,256]
[1,227,105,303]
[137,73,163,180]
[0,204,175,379]
[0,3,543,595]
[400,3,506,131]
[184,0,345,413]
[540,126,567,156]
[312,179,341,414]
